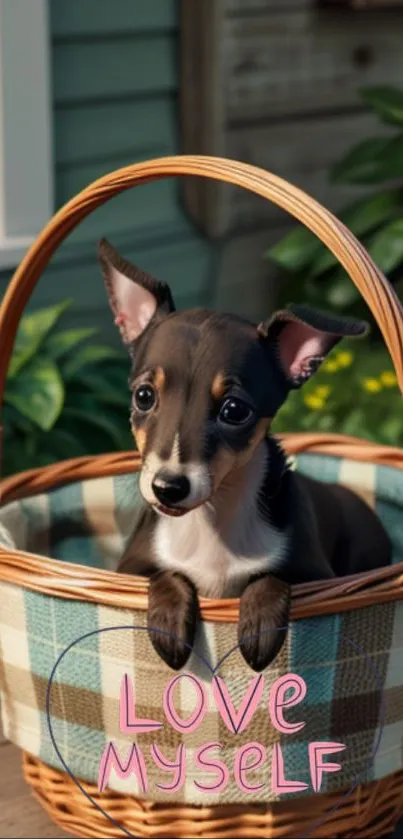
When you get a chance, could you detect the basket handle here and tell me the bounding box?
[1,155,403,403]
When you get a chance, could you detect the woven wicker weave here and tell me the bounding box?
[21,753,403,839]
[1,156,403,838]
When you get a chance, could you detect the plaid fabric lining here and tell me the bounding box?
[0,453,402,804]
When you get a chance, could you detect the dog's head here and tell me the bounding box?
[100,239,368,517]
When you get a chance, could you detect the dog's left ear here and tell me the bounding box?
[258,303,368,387]
[98,238,175,346]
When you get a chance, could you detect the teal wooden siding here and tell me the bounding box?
[1,0,215,343]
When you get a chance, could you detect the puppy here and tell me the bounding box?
[99,239,392,672]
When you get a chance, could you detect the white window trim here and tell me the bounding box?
[0,0,53,270]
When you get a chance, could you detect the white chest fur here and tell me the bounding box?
[154,507,287,597]
[152,446,288,598]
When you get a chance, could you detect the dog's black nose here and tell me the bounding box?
[152,471,191,507]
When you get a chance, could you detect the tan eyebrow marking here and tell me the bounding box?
[211,372,227,400]
[154,366,166,393]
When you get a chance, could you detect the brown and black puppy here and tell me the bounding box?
[99,239,392,672]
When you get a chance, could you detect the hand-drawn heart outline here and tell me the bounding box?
[46,625,386,839]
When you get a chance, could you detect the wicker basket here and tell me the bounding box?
[1,156,403,839]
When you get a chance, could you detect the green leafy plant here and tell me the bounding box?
[3,300,133,476]
[272,341,403,446]
[266,85,403,446]
[267,85,403,322]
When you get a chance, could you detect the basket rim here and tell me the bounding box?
[0,432,403,622]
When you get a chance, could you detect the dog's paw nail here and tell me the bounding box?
[237,614,288,672]
[147,610,196,670]
[149,631,192,671]
[238,628,286,672]
[237,576,291,671]
[147,572,199,671]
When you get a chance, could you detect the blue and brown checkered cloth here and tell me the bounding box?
[0,452,402,805]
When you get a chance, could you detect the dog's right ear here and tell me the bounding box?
[98,238,175,346]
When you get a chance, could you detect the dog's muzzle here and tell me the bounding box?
[139,455,212,516]
[151,469,191,517]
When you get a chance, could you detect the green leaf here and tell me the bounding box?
[62,344,123,379]
[379,415,403,444]
[324,270,361,309]
[40,428,88,460]
[361,86,403,126]
[45,327,97,361]
[310,190,402,277]
[309,249,341,279]
[265,226,321,272]
[330,136,403,185]
[338,409,367,437]
[367,219,403,274]
[316,414,336,431]
[101,360,131,390]
[57,415,133,457]
[342,189,402,233]
[2,442,39,477]
[267,189,403,280]
[8,300,72,378]
[30,452,59,468]
[3,402,35,434]
[76,369,129,408]
[4,357,64,431]
[62,394,128,448]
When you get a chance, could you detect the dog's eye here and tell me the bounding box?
[133,384,156,413]
[219,397,252,426]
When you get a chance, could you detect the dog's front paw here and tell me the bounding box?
[148,571,199,670]
[238,575,291,672]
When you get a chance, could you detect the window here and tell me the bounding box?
[0,0,53,269]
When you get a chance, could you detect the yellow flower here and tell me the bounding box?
[315,385,331,398]
[322,360,339,373]
[337,351,353,368]
[380,371,397,388]
[362,378,382,393]
[304,394,325,410]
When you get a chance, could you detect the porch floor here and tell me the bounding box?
[0,738,71,838]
